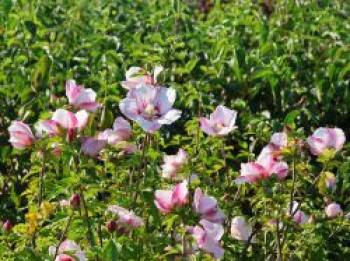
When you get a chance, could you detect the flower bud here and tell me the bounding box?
[325,203,343,218]
[324,172,336,191]
[69,194,81,209]
[223,193,231,201]
[308,214,316,223]
[3,220,13,233]
[106,220,117,233]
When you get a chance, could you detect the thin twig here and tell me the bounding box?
[132,134,148,208]
[276,218,282,261]
[52,212,74,261]
[242,228,258,259]
[221,140,231,189]
[289,143,297,215]
[38,150,46,207]
[80,188,95,247]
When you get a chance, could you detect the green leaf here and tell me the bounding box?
[24,21,37,36]
[3,0,12,15]
[284,110,300,129]
[103,239,118,261]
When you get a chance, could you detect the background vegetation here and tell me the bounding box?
[0,0,349,260]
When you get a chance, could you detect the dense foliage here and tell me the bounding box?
[0,0,349,260]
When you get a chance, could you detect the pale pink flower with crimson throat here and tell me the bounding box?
[66,80,100,112]
[8,121,35,149]
[200,105,237,137]
[49,240,87,261]
[235,153,288,184]
[121,66,163,89]
[119,84,181,133]
[191,219,225,259]
[325,203,343,218]
[193,188,225,223]
[307,127,346,156]
[230,216,256,242]
[161,148,187,179]
[154,180,189,214]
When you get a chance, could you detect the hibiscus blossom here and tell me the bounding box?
[119,84,181,133]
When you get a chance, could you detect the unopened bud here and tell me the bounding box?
[3,220,13,233]
[106,220,117,233]
[308,214,316,223]
[69,194,81,209]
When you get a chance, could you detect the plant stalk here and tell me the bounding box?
[52,212,74,261]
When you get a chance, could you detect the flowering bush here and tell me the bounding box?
[1,1,349,260]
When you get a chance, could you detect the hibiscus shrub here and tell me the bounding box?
[1,0,350,261]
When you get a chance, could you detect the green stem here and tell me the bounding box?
[242,228,258,259]
[276,217,282,261]
[221,140,231,188]
[80,187,96,247]
[132,134,148,208]
[289,143,297,215]
[52,212,74,261]
[38,150,46,207]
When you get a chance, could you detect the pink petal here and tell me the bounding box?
[74,88,100,112]
[119,99,139,120]
[154,87,176,114]
[121,81,142,90]
[200,219,224,241]
[157,109,182,125]
[36,119,60,137]
[59,240,81,252]
[231,216,255,242]
[81,135,107,157]
[136,117,160,133]
[235,162,266,184]
[270,132,287,148]
[133,84,158,110]
[256,154,275,174]
[112,117,132,140]
[211,105,237,130]
[325,203,343,218]
[52,109,78,129]
[75,110,89,131]
[8,121,35,149]
[193,188,203,211]
[161,149,187,179]
[271,161,289,179]
[197,194,218,216]
[307,128,330,155]
[172,180,189,206]
[328,128,346,150]
[66,80,83,104]
[199,118,216,135]
[202,208,225,224]
[56,254,74,261]
[66,80,99,112]
[293,210,309,225]
[154,190,174,214]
